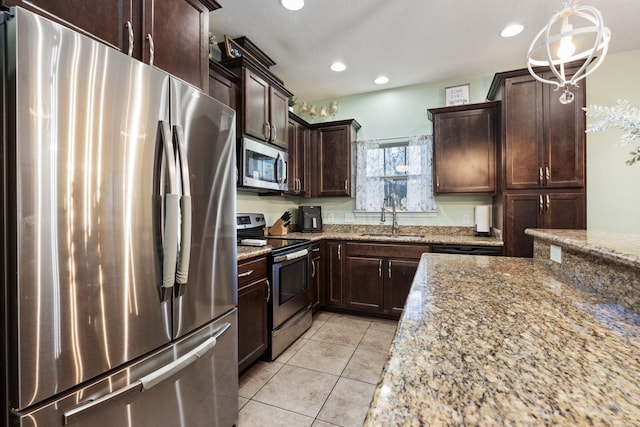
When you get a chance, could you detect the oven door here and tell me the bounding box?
[242,136,288,191]
[271,248,310,328]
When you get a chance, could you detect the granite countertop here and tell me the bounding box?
[238,225,503,260]
[526,228,640,269]
[365,253,640,426]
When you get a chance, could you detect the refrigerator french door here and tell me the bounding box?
[1,7,238,426]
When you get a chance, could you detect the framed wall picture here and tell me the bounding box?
[445,84,470,106]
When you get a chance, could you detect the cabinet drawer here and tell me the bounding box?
[237,256,267,289]
[345,242,429,259]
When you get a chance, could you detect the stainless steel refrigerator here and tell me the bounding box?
[0,7,238,426]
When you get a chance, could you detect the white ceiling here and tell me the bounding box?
[209,0,640,101]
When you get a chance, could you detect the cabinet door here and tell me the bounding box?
[286,119,307,196]
[504,74,544,189]
[237,278,269,372]
[543,78,586,188]
[143,0,210,90]
[209,62,238,109]
[269,87,289,149]
[324,241,344,307]
[3,0,132,51]
[505,193,541,257]
[344,256,384,313]
[243,69,270,141]
[310,245,322,310]
[432,105,496,194]
[543,192,586,229]
[385,258,419,315]
[314,125,351,197]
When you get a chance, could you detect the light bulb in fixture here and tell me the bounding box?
[281,0,304,11]
[557,18,576,59]
[374,76,389,85]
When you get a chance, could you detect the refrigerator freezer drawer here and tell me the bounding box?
[12,309,238,427]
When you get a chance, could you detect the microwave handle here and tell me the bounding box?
[276,153,287,186]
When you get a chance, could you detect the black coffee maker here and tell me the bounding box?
[298,206,322,233]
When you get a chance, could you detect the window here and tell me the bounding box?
[355,135,436,212]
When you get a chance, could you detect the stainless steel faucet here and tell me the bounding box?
[381,195,399,234]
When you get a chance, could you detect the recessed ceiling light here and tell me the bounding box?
[501,24,524,38]
[330,62,347,72]
[374,76,389,85]
[281,0,304,11]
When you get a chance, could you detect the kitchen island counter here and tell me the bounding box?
[365,253,640,426]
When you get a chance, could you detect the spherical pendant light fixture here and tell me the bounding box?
[526,0,610,103]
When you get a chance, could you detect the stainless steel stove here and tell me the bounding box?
[236,213,312,360]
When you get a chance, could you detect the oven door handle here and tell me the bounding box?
[273,248,308,263]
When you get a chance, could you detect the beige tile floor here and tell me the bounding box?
[237,311,398,427]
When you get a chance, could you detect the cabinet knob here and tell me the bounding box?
[265,279,271,303]
[263,122,271,141]
[271,125,276,142]
[146,34,154,66]
[378,260,382,277]
[311,259,316,278]
[388,260,392,279]
[539,167,544,185]
[545,194,550,211]
[539,195,544,213]
[125,21,134,57]
[337,244,341,260]
[238,269,254,278]
[545,166,550,183]
[344,179,348,191]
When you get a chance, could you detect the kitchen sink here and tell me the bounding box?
[361,233,424,239]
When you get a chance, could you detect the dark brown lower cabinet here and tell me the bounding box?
[237,256,268,372]
[504,191,586,257]
[341,242,429,318]
[323,241,344,308]
[310,242,322,311]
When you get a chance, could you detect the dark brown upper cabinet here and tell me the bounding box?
[492,68,586,190]
[428,101,499,195]
[311,119,361,197]
[3,0,220,91]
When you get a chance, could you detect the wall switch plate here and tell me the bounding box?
[344,213,355,223]
[326,213,335,223]
[550,244,562,263]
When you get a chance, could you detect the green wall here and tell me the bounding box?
[585,49,640,233]
[239,50,640,232]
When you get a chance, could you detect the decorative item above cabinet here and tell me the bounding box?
[428,101,499,195]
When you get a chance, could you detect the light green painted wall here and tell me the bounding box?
[238,50,640,232]
[585,49,640,233]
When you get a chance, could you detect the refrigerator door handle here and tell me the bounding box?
[160,121,180,289]
[173,125,192,287]
[139,322,231,390]
[61,322,231,425]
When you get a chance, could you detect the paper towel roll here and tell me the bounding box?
[474,205,491,235]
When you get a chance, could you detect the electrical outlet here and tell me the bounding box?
[550,244,562,263]
[327,213,335,223]
[344,213,355,223]
[462,214,471,225]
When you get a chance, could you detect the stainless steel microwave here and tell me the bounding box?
[241,136,288,192]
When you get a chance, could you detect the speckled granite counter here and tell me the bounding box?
[237,225,503,261]
[526,229,640,269]
[527,229,640,313]
[365,254,640,426]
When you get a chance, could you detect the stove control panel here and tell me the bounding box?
[236,213,266,230]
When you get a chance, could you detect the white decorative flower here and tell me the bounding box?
[584,99,640,165]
